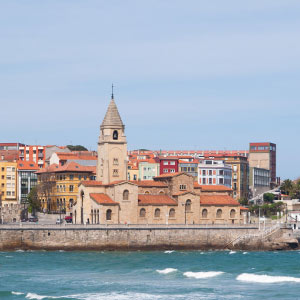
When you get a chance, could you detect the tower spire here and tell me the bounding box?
[111,83,114,99]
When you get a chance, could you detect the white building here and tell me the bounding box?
[198,159,232,188]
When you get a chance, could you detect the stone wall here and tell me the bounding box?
[0,226,295,251]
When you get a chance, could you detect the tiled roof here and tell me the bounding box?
[138,194,177,206]
[178,159,198,164]
[18,161,39,170]
[37,162,96,174]
[0,150,18,162]
[154,172,184,178]
[240,206,249,210]
[200,195,239,206]
[56,152,97,161]
[90,193,118,205]
[101,98,124,127]
[81,180,103,187]
[195,184,232,192]
[133,180,168,187]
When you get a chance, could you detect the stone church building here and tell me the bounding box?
[73,96,246,225]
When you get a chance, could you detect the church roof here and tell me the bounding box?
[101,98,124,127]
[138,194,177,206]
[200,195,239,206]
[90,193,118,205]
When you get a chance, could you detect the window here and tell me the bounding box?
[202,170,206,176]
[113,169,118,177]
[159,191,164,194]
[163,161,168,165]
[179,184,187,190]
[70,174,74,180]
[230,209,236,218]
[209,170,212,176]
[202,178,206,184]
[106,209,112,220]
[113,158,119,165]
[170,161,175,165]
[163,169,168,173]
[216,209,222,218]
[123,190,129,200]
[113,130,118,140]
[202,209,208,218]
[133,174,137,180]
[69,185,74,192]
[6,191,11,196]
[186,200,191,212]
[140,208,146,217]
[219,170,224,176]
[170,169,175,173]
[154,208,160,218]
[219,178,224,184]
[169,208,175,218]
[144,191,150,194]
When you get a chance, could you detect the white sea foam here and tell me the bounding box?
[243,252,248,255]
[25,293,47,300]
[183,271,224,279]
[229,251,236,254]
[12,291,24,295]
[237,273,300,283]
[156,268,177,274]
[15,249,24,252]
[6,255,13,258]
[164,250,174,254]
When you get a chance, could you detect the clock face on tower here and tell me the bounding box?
[113,130,118,140]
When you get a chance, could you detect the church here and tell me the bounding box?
[72,95,246,225]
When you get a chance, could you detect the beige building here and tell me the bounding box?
[0,161,18,206]
[73,96,245,225]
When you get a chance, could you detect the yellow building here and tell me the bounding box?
[36,162,95,215]
[127,161,139,181]
[0,161,18,205]
[219,155,249,200]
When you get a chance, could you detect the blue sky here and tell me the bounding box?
[0,1,299,179]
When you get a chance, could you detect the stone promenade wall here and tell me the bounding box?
[0,225,295,251]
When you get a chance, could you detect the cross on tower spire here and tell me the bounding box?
[111,83,114,99]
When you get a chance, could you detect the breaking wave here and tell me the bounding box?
[164,250,175,254]
[229,251,236,254]
[156,268,177,274]
[12,291,24,295]
[183,271,224,279]
[237,273,300,283]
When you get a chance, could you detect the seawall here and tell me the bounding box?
[0,225,297,251]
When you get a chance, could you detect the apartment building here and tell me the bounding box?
[0,161,18,205]
[19,145,46,168]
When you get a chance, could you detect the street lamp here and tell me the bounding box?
[182,203,187,225]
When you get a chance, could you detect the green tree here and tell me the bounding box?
[27,187,40,215]
[280,179,294,195]
[239,197,248,206]
[291,180,300,199]
[263,193,275,203]
[66,145,88,151]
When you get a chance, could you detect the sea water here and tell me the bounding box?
[1,250,300,299]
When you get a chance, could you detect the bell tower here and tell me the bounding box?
[96,93,127,184]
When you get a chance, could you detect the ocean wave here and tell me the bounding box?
[242,252,248,255]
[156,268,177,274]
[237,273,300,283]
[25,293,60,299]
[164,250,175,254]
[12,291,24,295]
[229,251,236,255]
[15,249,25,252]
[183,271,224,279]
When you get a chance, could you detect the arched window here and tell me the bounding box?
[159,191,164,194]
[80,190,84,205]
[186,199,192,212]
[97,209,99,224]
[91,209,93,224]
[202,209,208,218]
[144,191,150,194]
[216,209,222,218]
[123,190,129,200]
[154,208,160,218]
[169,208,175,218]
[106,209,112,220]
[140,208,146,217]
[230,209,236,218]
[113,130,118,140]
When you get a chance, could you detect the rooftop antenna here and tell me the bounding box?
[111,83,114,99]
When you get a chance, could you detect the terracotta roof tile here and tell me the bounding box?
[154,172,184,178]
[81,180,103,187]
[240,206,249,210]
[200,195,239,206]
[90,193,118,205]
[37,162,96,174]
[195,184,232,192]
[18,161,40,170]
[132,180,168,187]
[138,194,177,206]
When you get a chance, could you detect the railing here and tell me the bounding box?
[0,223,260,230]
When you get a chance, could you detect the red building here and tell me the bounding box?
[18,145,46,168]
[158,156,179,175]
